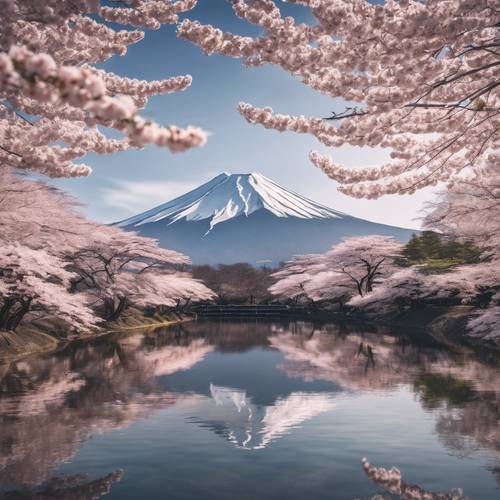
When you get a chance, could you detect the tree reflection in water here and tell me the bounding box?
[268,325,500,458]
[2,470,122,499]
[0,320,498,499]
[0,331,212,486]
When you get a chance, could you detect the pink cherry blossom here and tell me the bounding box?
[0,168,213,330]
[271,236,402,303]
[1,1,207,178]
[179,0,499,198]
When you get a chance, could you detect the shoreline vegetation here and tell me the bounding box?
[1,229,498,361]
[0,308,193,362]
[1,302,497,364]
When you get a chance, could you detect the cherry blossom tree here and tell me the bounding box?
[269,267,316,303]
[0,167,93,253]
[0,168,98,331]
[0,168,213,330]
[424,156,500,257]
[67,227,213,321]
[421,158,500,343]
[1,0,206,178]
[271,236,402,304]
[178,0,499,198]
[265,254,316,303]
[0,244,96,331]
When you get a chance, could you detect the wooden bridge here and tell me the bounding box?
[192,304,310,318]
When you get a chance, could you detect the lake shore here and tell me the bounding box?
[1,304,498,363]
[193,303,500,351]
[0,309,193,362]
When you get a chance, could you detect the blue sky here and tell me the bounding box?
[53,0,435,229]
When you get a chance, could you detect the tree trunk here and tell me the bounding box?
[104,296,128,322]
[3,297,32,331]
[181,297,191,312]
[0,298,15,330]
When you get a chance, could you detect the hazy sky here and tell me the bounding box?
[53,0,436,230]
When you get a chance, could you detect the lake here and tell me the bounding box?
[0,319,499,499]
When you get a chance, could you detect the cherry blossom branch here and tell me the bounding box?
[362,458,467,500]
[0,1,207,178]
[179,0,500,198]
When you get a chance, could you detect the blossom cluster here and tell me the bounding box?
[179,0,500,198]
[0,243,98,330]
[100,0,198,29]
[0,167,213,331]
[424,153,500,254]
[362,458,466,499]
[0,0,206,178]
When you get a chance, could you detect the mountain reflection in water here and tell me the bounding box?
[193,384,335,450]
[0,320,498,499]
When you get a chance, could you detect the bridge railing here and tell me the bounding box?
[192,304,310,317]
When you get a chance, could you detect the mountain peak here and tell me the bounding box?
[115,172,344,232]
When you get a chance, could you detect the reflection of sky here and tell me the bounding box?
[51,0,435,229]
[161,347,340,405]
[1,321,499,499]
[55,385,498,500]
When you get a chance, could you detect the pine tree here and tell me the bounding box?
[440,238,463,260]
[402,234,424,262]
[460,240,482,264]
[419,231,443,259]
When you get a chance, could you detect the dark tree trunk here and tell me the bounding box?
[365,259,385,295]
[1,297,32,331]
[7,299,31,331]
[104,296,128,322]
[0,298,15,330]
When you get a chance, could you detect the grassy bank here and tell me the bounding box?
[0,308,192,362]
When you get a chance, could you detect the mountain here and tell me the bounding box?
[114,172,416,265]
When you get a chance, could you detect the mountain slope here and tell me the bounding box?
[116,172,344,231]
[115,172,416,265]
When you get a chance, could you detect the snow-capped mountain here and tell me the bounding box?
[115,172,416,265]
[116,172,344,233]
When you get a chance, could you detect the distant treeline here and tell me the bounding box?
[192,263,277,304]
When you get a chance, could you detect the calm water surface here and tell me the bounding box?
[0,320,499,499]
